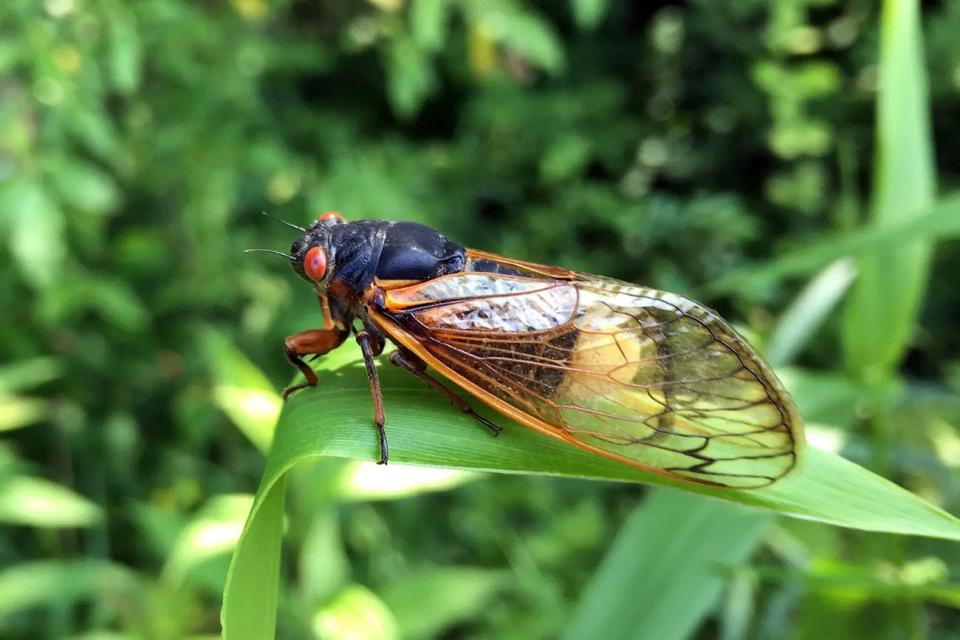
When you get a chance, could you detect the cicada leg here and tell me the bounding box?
[282,328,349,400]
[355,329,389,465]
[389,348,502,436]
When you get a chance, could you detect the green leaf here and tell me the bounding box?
[704,193,960,296]
[842,0,936,376]
[0,357,61,393]
[0,179,65,290]
[0,561,140,625]
[0,38,19,74]
[220,475,285,640]
[563,490,771,640]
[765,258,857,367]
[571,0,611,30]
[0,475,102,528]
[470,3,565,74]
[298,511,349,605]
[162,494,254,585]
[0,394,46,432]
[222,349,960,636]
[385,35,436,119]
[105,0,143,94]
[311,584,399,640]
[202,328,281,452]
[45,155,120,215]
[410,0,449,52]
[380,567,508,639]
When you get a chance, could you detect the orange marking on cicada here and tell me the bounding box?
[319,210,346,224]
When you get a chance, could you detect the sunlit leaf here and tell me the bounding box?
[105,1,143,94]
[410,0,448,51]
[0,179,64,289]
[163,494,255,585]
[0,561,139,625]
[467,3,565,74]
[333,461,477,501]
[46,155,121,215]
[0,394,46,432]
[0,475,102,528]
[203,329,281,452]
[311,585,399,640]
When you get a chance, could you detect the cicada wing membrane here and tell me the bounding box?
[369,255,802,489]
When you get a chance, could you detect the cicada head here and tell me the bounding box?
[289,211,347,288]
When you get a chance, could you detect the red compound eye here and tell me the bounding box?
[304,246,327,282]
[319,210,345,224]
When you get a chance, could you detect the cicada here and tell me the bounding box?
[270,212,802,488]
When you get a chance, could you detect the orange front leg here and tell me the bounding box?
[283,327,349,400]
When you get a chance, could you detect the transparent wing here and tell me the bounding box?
[375,270,802,488]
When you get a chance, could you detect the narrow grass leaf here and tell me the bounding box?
[0,475,102,528]
[163,494,254,586]
[0,395,47,432]
[202,329,281,452]
[220,476,285,640]
[765,259,857,367]
[0,357,61,393]
[843,0,936,374]
[705,193,960,296]
[563,490,770,640]
[222,351,960,635]
[0,561,139,624]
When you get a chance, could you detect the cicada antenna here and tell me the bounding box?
[261,211,306,233]
[244,248,294,260]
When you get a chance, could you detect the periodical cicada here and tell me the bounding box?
[266,212,802,489]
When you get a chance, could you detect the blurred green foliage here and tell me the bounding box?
[2,0,960,638]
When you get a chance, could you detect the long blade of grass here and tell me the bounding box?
[842,0,936,374]
[562,490,770,640]
[220,476,285,640]
[765,259,857,367]
[704,193,958,296]
[221,349,960,635]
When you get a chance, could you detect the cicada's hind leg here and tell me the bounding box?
[389,348,502,436]
[283,328,350,400]
[355,329,390,465]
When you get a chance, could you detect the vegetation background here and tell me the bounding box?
[2,0,960,638]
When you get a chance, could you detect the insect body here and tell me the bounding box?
[279,212,803,488]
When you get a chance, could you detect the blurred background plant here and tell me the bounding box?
[2,0,960,638]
